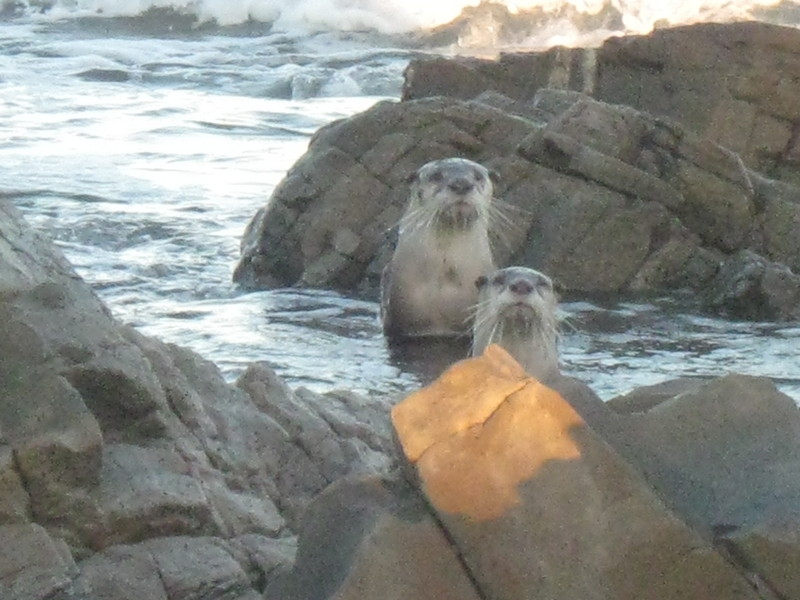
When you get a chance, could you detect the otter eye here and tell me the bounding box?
[429,170,444,183]
[491,273,505,286]
[475,275,488,289]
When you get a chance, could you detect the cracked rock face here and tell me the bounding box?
[271,347,800,600]
[0,200,396,599]
[236,22,800,321]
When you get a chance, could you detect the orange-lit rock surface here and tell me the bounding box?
[393,344,582,520]
[392,345,760,600]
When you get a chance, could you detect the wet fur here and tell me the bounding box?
[381,158,496,340]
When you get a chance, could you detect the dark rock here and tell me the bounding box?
[236,363,395,525]
[236,51,800,319]
[264,476,481,600]
[705,249,800,320]
[406,22,800,182]
[604,374,800,600]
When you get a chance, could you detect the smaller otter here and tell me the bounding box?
[472,266,560,382]
[381,157,496,341]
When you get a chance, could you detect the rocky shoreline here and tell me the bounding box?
[235,21,800,321]
[2,21,800,600]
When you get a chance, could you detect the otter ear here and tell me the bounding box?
[475,275,489,290]
[407,170,420,185]
[488,168,500,185]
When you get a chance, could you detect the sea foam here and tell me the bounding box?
[13,0,791,36]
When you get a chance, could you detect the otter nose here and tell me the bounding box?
[509,279,534,296]
[447,177,474,195]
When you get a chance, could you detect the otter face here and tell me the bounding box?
[473,266,560,379]
[405,158,496,231]
[475,266,556,329]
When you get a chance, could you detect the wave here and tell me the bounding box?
[3,0,798,46]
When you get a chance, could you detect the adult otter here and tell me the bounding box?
[472,266,560,382]
[381,157,496,341]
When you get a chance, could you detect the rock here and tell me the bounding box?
[233,97,536,293]
[729,518,800,600]
[235,363,395,526]
[65,535,296,600]
[0,199,397,595]
[0,524,76,600]
[264,475,481,600]
[235,85,800,320]
[229,534,297,591]
[0,444,29,524]
[405,21,800,181]
[391,345,760,599]
[605,374,800,599]
[704,249,800,320]
[66,543,167,600]
[605,377,708,414]
[146,537,258,600]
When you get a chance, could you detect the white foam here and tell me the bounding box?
[25,0,794,35]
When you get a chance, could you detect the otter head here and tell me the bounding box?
[475,267,557,330]
[472,266,560,380]
[403,158,497,233]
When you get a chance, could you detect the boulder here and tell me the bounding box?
[234,87,800,320]
[405,21,800,184]
[64,535,296,600]
[0,524,76,600]
[391,345,759,600]
[606,374,800,600]
[704,249,800,320]
[233,97,536,292]
[272,347,800,600]
[235,364,395,525]
[0,200,396,596]
[264,476,481,600]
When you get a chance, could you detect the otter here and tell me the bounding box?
[472,266,560,382]
[381,157,496,341]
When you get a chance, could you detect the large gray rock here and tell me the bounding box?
[0,200,396,597]
[233,97,534,292]
[406,21,800,185]
[273,348,800,600]
[264,476,481,600]
[0,524,76,600]
[234,88,800,320]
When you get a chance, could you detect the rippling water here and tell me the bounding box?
[2,5,799,402]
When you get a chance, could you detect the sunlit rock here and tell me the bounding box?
[392,345,760,600]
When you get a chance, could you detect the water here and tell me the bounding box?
[2,0,799,402]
